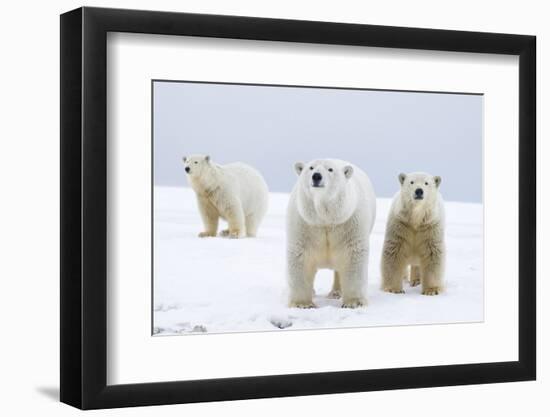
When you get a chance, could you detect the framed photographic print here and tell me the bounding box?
[60,6,536,410]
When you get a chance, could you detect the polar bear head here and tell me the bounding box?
[293,159,357,225]
[294,159,354,192]
[398,172,441,208]
[182,154,211,177]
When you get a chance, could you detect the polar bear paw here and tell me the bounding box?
[327,289,341,299]
[422,287,441,296]
[342,298,366,308]
[383,287,405,294]
[228,230,244,239]
[410,278,421,287]
[342,297,367,308]
[289,300,317,309]
[198,231,216,238]
[218,229,244,239]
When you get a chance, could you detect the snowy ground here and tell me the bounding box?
[153,186,483,335]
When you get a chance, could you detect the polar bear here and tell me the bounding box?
[381,172,445,295]
[286,159,376,308]
[182,155,269,238]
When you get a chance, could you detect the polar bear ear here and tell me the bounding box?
[434,176,442,188]
[182,156,187,163]
[343,165,354,179]
[204,155,210,163]
[398,173,406,185]
[294,162,304,176]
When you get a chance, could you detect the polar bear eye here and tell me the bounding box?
[328,168,333,172]
[425,182,429,186]
[194,161,198,164]
[410,181,414,185]
[310,166,314,170]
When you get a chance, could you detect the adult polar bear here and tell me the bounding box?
[183,155,268,238]
[381,172,445,295]
[286,159,376,308]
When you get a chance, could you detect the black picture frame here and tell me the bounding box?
[60,6,536,410]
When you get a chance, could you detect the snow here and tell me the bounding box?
[153,186,483,335]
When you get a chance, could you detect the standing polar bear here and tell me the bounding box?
[381,172,445,295]
[183,155,269,238]
[286,159,376,308]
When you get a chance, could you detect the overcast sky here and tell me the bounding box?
[153,81,482,202]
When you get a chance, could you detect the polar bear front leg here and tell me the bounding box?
[382,261,407,294]
[421,256,444,296]
[336,247,368,308]
[381,240,407,294]
[419,232,445,295]
[197,196,219,238]
[287,251,317,308]
[339,253,368,308]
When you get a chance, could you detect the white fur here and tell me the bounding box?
[286,159,376,308]
[381,172,446,295]
[183,155,269,238]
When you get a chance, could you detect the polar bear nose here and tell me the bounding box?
[312,172,322,183]
[185,166,191,173]
[415,188,424,197]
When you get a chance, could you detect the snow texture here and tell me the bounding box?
[154,186,483,335]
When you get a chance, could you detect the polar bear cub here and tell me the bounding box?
[183,155,269,238]
[381,172,445,295]
[286,159,376,308]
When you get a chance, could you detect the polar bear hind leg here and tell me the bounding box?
[245,198,267,238]
[327,271,341,299]
[410,265,421,287]
[223,201,246,239]
[245,213,261,238]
